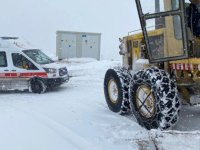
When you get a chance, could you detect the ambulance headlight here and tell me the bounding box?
[43,68,57,74]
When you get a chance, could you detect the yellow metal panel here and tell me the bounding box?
[125,29,164,41]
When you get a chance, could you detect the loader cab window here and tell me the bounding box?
[172,0,197,40]
[136,0,188,62]
[140,0,181,30]
[173,16,182,40]
[185,0,200,37]
[172,0,180,10]
[172,0,185,40]
[0,52,7,67]
[12,53,38,70]
[140,0,180,14]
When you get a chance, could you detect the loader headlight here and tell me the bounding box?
[43,68,57,74]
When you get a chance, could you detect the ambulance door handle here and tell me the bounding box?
[4,69,9,71]
[11,70,16,72]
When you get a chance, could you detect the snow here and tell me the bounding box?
[149,130,200,150]
[0,58,200,150]
[132,59,149,72]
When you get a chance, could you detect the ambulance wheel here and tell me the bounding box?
[129,67,181,130]
[104,67,131,114]
[29,78,47,94]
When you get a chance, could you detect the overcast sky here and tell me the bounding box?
[0,0,140,60]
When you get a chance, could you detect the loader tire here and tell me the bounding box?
[104,67,131,114]
[129,67,181,130]
[29,78,47,94]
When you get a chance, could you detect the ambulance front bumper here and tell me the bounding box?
[47,75,69,87]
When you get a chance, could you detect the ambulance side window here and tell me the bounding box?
[12,53,38,70]
[0,51,7,67]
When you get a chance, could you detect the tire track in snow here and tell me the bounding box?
[5,103,102,150]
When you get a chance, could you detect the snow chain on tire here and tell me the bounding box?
[104,67,131,114]
[129,66,181,130]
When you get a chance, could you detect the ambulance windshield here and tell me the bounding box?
[23,49,54,64]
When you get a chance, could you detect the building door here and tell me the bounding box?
[60,34,77,59]
[82,35,99,59]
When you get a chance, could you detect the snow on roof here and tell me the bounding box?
[0,37,36,51]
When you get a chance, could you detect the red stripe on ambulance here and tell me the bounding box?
[5,73,18,77]
[20,72,47,78]
[0,72,47,78]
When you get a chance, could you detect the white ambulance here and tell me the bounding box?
[0,37,69,93]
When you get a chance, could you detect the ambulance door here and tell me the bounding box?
[11,52,40,91]
[0,51,12,90]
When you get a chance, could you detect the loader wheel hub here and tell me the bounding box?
[136,85,155,118]
[108,79,118,103]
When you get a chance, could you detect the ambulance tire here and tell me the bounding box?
[29,78,47,94]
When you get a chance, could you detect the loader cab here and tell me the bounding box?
[135,0,190,63]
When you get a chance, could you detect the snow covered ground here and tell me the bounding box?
[0,58,200,150]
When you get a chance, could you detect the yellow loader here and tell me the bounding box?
[104,0,200,130]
